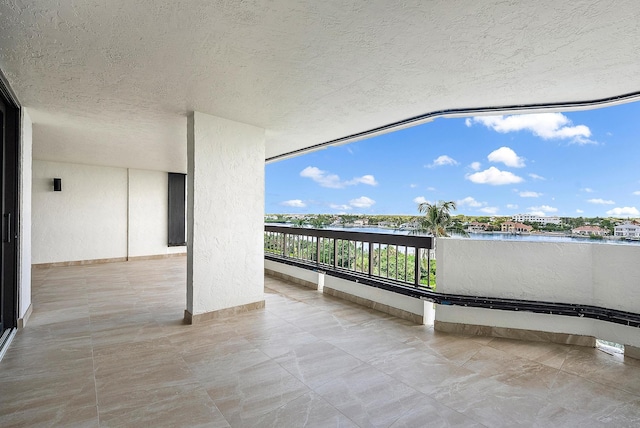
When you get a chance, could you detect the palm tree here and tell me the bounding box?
[416,200,458,237]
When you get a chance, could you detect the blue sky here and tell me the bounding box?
[266,102,640,218]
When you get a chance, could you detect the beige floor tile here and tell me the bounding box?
[252,392,359,428]
[0,404,99,428]
[98,388,229,428]
[315,364,426,428]
[205,359,311,427]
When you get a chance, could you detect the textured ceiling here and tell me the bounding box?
[1,1,640,173]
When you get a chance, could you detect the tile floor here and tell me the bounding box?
[1,257,640,427]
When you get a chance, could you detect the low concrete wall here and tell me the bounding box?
[264,259,319,289]
[323,276,434,325]
[264,260,433,325]
[436,239,640,354]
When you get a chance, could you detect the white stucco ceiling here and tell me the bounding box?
[1,1,639,173]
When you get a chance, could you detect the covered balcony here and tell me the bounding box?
[1,0,640,426]
[2,257,640,426]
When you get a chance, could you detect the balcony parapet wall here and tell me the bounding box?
[436,239,640,354]
[264,259,434,325]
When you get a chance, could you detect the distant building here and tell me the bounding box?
[378,221,397,228]
[399,221,420,230]
[466,221,490,233]
[501,221,533,233]
[571,225,609,236]
[511,214,561,225]
[614,222,640,238]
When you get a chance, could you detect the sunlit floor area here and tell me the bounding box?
[1,257,640,427]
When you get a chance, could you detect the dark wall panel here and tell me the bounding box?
[168,173,186,246]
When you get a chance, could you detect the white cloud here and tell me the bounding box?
[329,204,352,210]
[633,191,640,196]
[300,166,342,188]
[409,183,418,188]
[427,155,459,168]
[479,207,499,214]
[528,173,546,180]
[465,118,473,127]
[281,199,306,208]
[457,196,483,208]
[467,113,594,144]
[576,209,584,214]
[587,198,615,205]
[427,186,436,191]
[469,162,481,171]
[413,196,429,204]
[581,188,594,193]
[487,147,525,168]
[349,196,376,208]
[506,204,519,209]
[348,174,378,186]
[606,207,640,216]
[519,191,542,198]
[528,205,558,214]
[466,167,524,185]
[300,166,377,188]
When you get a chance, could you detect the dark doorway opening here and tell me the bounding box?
[0,70,20,345]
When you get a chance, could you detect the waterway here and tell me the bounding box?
[324,226,640,246]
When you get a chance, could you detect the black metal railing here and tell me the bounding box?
[264,225,640,328]
[264,225,434,288]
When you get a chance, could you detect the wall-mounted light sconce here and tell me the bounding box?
[53,178,62,192]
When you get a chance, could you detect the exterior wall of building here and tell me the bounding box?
[511,214,561,225]
[32,160,186,264]
[614,224,640,238]
[572,226,609,236]
[436,239,640,347]
[501,221,533,233]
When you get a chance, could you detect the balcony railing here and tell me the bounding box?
[264,226,640,332]
[264,225,434,288]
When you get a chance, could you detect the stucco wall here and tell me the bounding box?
[32,161,186,264]
[264,259,320,288]
[128,169,185,258]
[186,112,265,315]
[436,238,640,347]
[323,275,431,323]
[32,160,128,263]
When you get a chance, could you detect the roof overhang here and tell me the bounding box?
[1,1,639,172]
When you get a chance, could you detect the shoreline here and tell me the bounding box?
[266,223,639,246]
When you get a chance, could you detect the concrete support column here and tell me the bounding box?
[185,112,265,324]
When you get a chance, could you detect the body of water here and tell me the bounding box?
[324,226,640,246]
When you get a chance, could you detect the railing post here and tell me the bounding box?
[316,237,320,265]
[282,232,287,257]
[368,242,373,277]
[333,238,337,268]
[414,247,420,287]
[427,248,431,288]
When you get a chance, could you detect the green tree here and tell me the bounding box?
[310,217,325,228]
[416,200,458,237]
